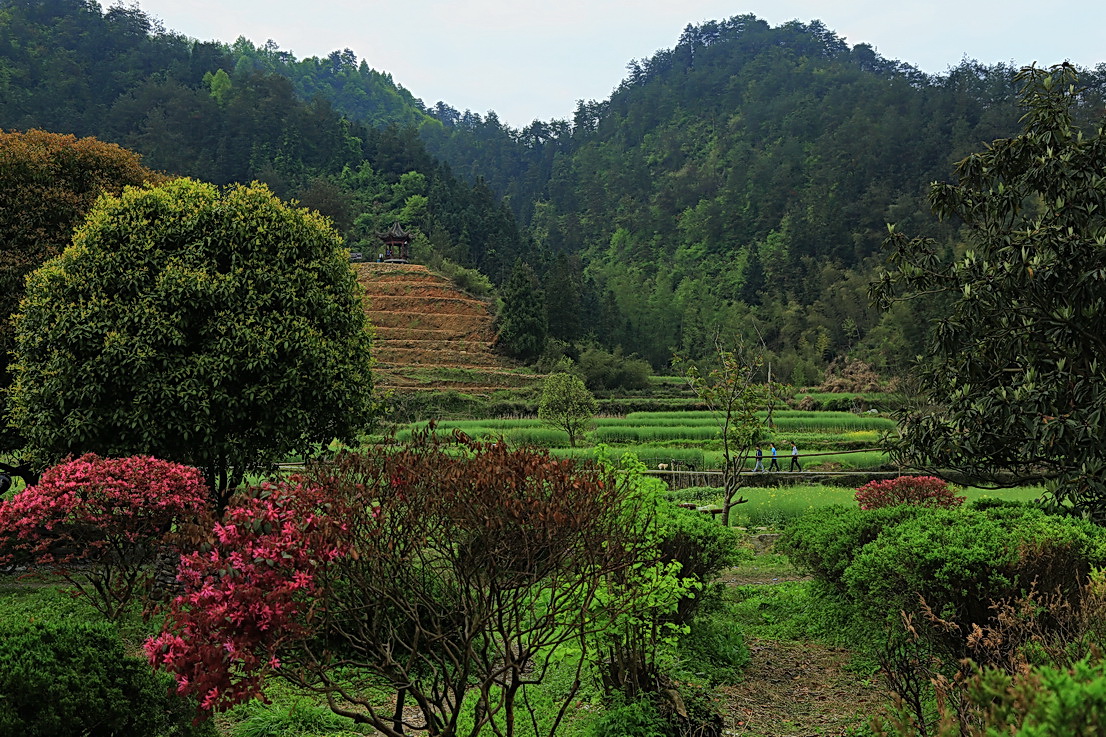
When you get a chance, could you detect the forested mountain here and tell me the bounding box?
[0,0,523,280]
[417,17,1106,375]
[4,0,1105,382]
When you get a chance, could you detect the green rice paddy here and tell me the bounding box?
[396,409,894,471]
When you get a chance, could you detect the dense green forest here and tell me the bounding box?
[3,0,1105,382]
[417,18,1106,375]
[0,0,523,280]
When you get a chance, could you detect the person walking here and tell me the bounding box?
[768,444,780,472]
[790,441,802,472]
[753,446,764,472]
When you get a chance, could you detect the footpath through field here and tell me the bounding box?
[718,637,886,736]
[718,565,888,736]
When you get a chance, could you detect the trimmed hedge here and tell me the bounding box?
[844,505,1105,632]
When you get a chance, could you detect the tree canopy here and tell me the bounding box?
[9,177,377,511]
[0,128,164,471]
[874,64,1106,520]
[0,0,525,283]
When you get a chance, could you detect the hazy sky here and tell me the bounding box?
[133,0,1106,128]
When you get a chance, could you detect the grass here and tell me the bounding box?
[592,424,720,443]
[0,578,90,621]
[553,445,708,469]
[669,483,1047,530]
[791,391,894,403]
[227,698,369,737]
[725,551,800,580]
[728,485,858,528]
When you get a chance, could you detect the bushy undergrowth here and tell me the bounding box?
[429,256,495,298]
[875,655,1106,737]
[660,506,742,625]
[781,499,1106,732]
[675,584,750,685]
[584,695,668,737]
[0,619,214,737]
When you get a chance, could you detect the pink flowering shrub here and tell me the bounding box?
[146,477,350,713]
[0,454,210,620]
[854,475,966,510]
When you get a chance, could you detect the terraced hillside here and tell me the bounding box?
[354,263,537,394]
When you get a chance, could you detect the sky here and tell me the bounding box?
[132,0,1106,128]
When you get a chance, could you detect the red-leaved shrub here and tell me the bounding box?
[145,477,349,711]
[0,454,210,619]
[854,475,965,510]
[147,432,653,735]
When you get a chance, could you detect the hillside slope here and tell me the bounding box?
[355,263,535,394]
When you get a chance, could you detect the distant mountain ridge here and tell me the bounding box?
[4,0,1106,381]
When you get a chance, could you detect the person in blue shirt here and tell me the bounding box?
[768,444,780,472]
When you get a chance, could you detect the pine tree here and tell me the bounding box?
[496,260,548,361]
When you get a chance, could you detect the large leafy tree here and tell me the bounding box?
[0,129,164,479]
[873,64,1106,520]
[9,177,377,512]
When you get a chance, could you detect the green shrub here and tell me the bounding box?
[665,486,721,505]
[876,656,1106,736]
[777,504,924,590]
[578,345,652,391]
[660,505,741,623]
[843,506,1106,639]
[0,619,215,737]
[968,496,1034,513]
[584,696,667,737]
[432,256,494,298]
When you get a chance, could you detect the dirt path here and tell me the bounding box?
[716,558,888,736]
[718,637,886,736]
